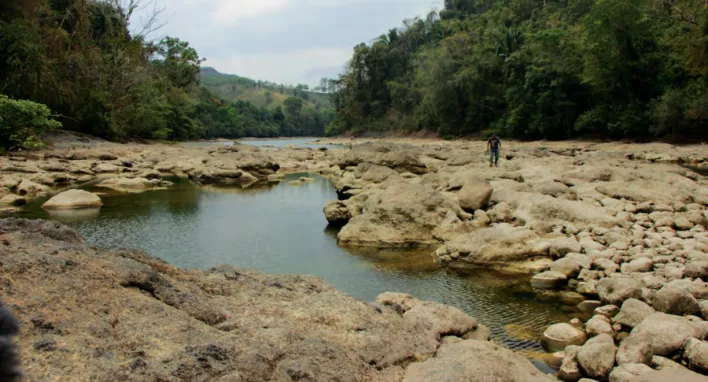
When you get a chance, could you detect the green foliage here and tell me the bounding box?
[0,0,331,143]
[329,0,708,140]
[0,95,61,150]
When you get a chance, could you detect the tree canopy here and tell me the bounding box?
[326,0,708,140]
[0,0,333,148]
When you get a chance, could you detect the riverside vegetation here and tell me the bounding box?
[0,0,334,150]
[0,134,707,380]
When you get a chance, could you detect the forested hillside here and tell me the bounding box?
[200,67,331,110]
[327,0,708,139]
[0,0,332,150]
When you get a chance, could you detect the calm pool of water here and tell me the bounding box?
[183,138,342,150]
[17,173,580,367]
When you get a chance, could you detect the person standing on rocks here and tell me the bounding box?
[487,134,502,167]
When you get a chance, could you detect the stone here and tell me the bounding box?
[613,299,655,328]
[595,305,620,319]
[633,369,708,382]
[616,334,653,365]
[630,313,703,356]
[457,182,493,212]
[683,338,708,373]
[542,323,587,352]
[685,261,708,279]
[436,224,550,268]
[676,216,695,231]
[652,355,689,370]
[402,339,555,382]
[17,179,49,197]
[653,284,700,316]
[701,300,708,321]
[0,194,26,207]
[593,258,619,273]
[621,258,653,274]
[339,182,473,248]
[578,300,603,313]
[42,190,103,210]
[96,177,170,192]
[577,333,617,379]
[551,237,583,258]
[596,277,642,305]
[609,363,654,382]
[487,202,513,223]
[323,201,351,226]
[586,315,614,338]
[558,345,582,382]
[531,271,568,289]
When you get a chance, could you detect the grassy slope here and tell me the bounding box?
[200,67,330,110]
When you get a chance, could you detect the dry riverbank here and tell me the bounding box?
[1,134,708,380]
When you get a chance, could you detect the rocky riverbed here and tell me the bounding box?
[1,133,708,380]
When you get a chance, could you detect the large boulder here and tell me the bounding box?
[337,182,472,248]
[551,257,584,278]
[586,315,614,338]
[609,363,654,382]
[684,338,708,373]
[323,201,351,226]
[402,339,555,382]
[42,190,103,210]
[531,271,568,289]
[437,224,550,269]
[16,179,49,197]
[621,258,653,274]
[550,237,582,258]
[597,277,642,305]
[613,299,655,328]
[558,345,582,382]
[577,333,617,379]
[653,284,700,316]
[542,323,587,351]
[96,177,172,193]
[0,194,26,207]
[616,334,653,365]
[633,369,708,382]
[457,182,493,212]
[630,313,703,356]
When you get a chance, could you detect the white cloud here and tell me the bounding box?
[206,47,352,85]
[212,0,291,24]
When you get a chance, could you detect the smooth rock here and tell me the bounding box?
[532,271,568,289]
[0,194,26,207]
[577,333,617,379]
[684,338,708,373]
[597,277,642,305]
[402,339,555,382]
[42,190,103,210]
[616,334,653,365]
[586,315,614,338]
[543,323,587,352]
[558,345,582,382]
[653,284,700,316]
[609,363,654,382]
[613,299,655,328]
[457,182,493,212]
[621,258,653,274]
[633,369,708,382]
[630,313,703,356]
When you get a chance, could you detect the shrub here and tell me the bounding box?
[0,95,61,150]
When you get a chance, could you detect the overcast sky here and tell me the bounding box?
[133,0,443,86]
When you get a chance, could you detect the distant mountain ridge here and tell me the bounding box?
[199,67,330,110]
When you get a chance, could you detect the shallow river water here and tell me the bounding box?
[17,140,583,370]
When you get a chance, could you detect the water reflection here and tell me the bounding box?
[17,172,580,360]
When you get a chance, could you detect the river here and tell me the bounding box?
[15,139,584,371]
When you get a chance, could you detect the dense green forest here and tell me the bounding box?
[327,0,708,139]
[0,0,332,150]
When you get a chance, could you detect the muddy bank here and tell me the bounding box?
[0,218,556,381]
